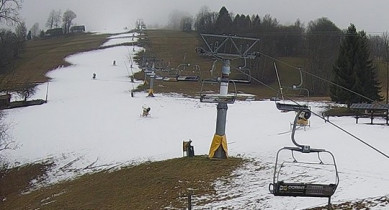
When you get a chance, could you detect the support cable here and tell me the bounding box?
[258,52,377,104]
[235,59,389,160]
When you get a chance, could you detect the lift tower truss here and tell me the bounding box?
[196,34,260,159]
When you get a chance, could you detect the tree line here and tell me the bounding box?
[169,6,385,102]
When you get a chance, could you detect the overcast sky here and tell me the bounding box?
[19,0,389,34]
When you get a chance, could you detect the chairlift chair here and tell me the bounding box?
[230,58,252,84]
[200,78,237,104]
[274,62,311,128]
[158,67,178,82]
[276,102,311,129]
[269,106,339,209]
[177,64,201,82]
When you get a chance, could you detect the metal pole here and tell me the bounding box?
[148,64,155,97]
[148,73,154,97]
[45,82,49,102]
[187,193,192,210]
[327,197,332,210]
[212,59,230,159]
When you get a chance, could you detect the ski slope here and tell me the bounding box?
[2,32,389,209]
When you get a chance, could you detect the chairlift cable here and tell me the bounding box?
[311,111,389,159]
[235,64,389,160]
[123,61,135,91]
[258,51,378,104]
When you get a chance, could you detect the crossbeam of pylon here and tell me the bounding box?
[196,34,260,60]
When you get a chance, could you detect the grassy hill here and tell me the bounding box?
[0,157,244,209]
[0,33,108,91]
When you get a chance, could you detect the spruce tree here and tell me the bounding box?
[357,31,382,102]
[214,7,232,34]
[330,24,382,107]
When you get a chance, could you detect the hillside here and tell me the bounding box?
[0,33,108,91]
[0,30,388,209]
[1,157,243,209]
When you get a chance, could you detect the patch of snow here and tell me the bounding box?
[101,32,138,47]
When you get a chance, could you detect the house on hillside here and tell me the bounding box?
[46,28,64,37]
[70,25,86,33]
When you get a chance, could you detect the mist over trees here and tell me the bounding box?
[183,6,386,98]
[194,6,217,33]
[167,10,193,31]
[30,22,40,38]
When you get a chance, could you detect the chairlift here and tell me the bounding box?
[285,66,310,98]
[160,68,178,82]
[230,58,252,84]
[200,78,237,104]
[274,62,311,128]
[274,62,310,99]
[269,107,339,209]
[177,64,201,82]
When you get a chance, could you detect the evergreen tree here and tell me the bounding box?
[214,6,232,34]
[330,24,382,107]
[357,31,382,102]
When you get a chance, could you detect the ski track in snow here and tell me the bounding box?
[2,32,389,209]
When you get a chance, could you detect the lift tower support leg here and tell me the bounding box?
[209,60,230,159]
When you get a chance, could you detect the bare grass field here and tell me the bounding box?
[1,157,243,209]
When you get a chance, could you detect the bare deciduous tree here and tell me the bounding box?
[15,21,26,40]
[194,6,217,33]
[62,9,76,34]
[46,9,62,29]
[0,0,22,24]
[0,111,14,153]
[30,22,39,38]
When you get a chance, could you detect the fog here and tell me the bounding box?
[18,0,389,33]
